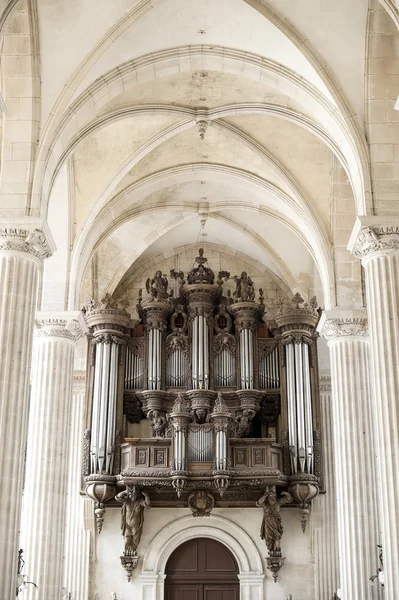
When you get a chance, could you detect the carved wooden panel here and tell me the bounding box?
[252,447,265,466]
[136,447,149,467]
[233,448,248,467]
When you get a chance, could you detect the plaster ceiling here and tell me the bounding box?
[28,0,371,312]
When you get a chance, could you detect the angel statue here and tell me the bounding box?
[146,270,169,301]
[115,485,151,556]
[256,486,292,556]
[233,271,255,302]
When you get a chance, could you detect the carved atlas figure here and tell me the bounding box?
[257,486,292,556]
[116,485,151,556]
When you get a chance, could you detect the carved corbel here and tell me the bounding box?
[256,486,292,582]
[115,485,151,581]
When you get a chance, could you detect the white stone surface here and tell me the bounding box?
[63,372,91,599]
[20,315,80,599]
[321,313,381,600]
[0,229,48,598]
[312,376,339,600]
[90,507,315,600]
[355,224,399,598]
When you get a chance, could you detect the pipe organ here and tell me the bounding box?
[82,250,322,557]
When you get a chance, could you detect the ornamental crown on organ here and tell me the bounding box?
[82,249,322,582]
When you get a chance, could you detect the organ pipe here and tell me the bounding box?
[192,315,210,390]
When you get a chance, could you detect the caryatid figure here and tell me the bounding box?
[116,485,151,556]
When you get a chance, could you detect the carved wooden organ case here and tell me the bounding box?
[82,250,322,535]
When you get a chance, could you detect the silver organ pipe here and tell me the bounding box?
[286,343,297,473]
[97,341,111,472]
[90,342,103,473]
[239,328,254,389]
[192,315,209,390]
[124,345,144,389]
[295,342,306,472]
[204,316,209,388]
[90,339,120,475]
[198,315,203,389]
[106,342,118,473]
[248,329,254,388]
[148,329,153,389]
[192,316,198,388]
[217,348,234,387]
[285,340,314,474]
[303,343,314,473]
[259,345,280,389]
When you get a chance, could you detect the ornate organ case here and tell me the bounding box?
[82,250,322,532]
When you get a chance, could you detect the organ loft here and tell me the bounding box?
[82,249,322,582]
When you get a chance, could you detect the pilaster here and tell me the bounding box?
[313,376,339,600]
[0,227,52,598]
[20,313,82,600]
[63,371,90,599]
[320,311,381,600]
[350,219,399,598]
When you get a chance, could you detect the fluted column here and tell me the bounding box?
[0,227,52,597]
[321,313,381,600]
[63,372,90,599]
[313,376,339,600]
[20,314,81,600]
[353,223,399,597]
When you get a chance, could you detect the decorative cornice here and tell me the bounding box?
[319,375,331,393]
[320,317,368,341]
[353,226,399,261]
[35,314,83,342]
[83,294,131,334]
[0,228,52,259]
[274,293,320,335]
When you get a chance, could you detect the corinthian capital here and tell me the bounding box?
[0,226,54,259]
[35,311,83,342]
[318,310,368,341]
[349,217,399,262]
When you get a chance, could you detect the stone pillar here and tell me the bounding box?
[320,312,381,600]
[20,314,82,600]
[0,227,52,598]
[63,372,90,599]
[353,223,399,597]
[313,376,339,600]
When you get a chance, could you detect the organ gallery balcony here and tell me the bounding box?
[119,421,284,506]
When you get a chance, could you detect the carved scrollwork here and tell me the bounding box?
[127,338,144,359]
[258,342,278,360]
[188,490,215,517]
[166,334,189,358]
[214,305,232,334]
[214,332,236,356]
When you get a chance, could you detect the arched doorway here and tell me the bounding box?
[165,538,240,600]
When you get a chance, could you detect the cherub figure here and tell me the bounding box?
[146,271,169,301]
[256,486,292,556]
[115,485,151,556]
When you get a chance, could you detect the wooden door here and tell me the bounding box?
[165,538,239,600]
